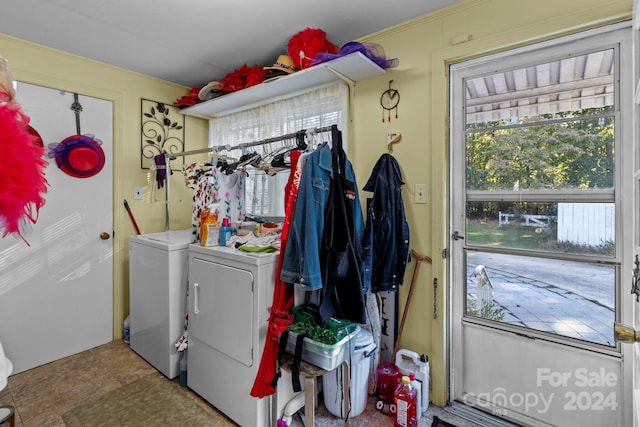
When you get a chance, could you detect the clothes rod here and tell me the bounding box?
[213,125,335,153]
[168,147,237,160]
[170,125,336,159]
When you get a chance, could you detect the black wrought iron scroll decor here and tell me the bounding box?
[140,99,184,169]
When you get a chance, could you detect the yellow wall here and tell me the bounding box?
[349,0,631,407]
[0,34,210,341]
[0,0,633,410]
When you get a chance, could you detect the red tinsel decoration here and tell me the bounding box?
[0,101,48,244]
[287,28,339,70]
[219,65,267,92]
[173,87,201,108]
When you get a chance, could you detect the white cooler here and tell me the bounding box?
[322,328,376,418]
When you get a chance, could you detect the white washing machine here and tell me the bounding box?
[128,229,193,379]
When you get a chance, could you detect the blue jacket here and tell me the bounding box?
[362,153,410,292]
[281,143,364,290]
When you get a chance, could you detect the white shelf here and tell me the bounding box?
[180,52,385,118]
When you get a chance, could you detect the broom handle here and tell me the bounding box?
[123,199,142,235]
[391,250,431,364]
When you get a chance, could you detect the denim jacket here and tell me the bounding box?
[281,143,364,290]
[362,153,410,292]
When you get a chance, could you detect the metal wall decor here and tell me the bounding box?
[380,80,400,122]
[140,99,184,169]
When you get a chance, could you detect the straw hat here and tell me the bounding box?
[263,55,297,74]
[198,81,227,101]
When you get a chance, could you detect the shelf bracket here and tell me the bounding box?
[326,66,357,119]
[326,66,356,86]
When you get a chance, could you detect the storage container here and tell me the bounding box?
[284,325,360,371]
[395,349,429,413]
[322,329,376,418]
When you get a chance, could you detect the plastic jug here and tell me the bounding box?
[219,218,232,246]
[123,315,130,344]
[407,372,422,416]
[179,350,188,387]
[395,349,429,413]
[394,375,417,427]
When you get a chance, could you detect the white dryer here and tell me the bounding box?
[128,229,192,379]
[187,244,277,427]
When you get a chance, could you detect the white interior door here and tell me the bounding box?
[0,82,113,374]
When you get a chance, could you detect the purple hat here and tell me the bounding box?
[311,41,399,69]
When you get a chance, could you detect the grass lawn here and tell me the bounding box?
[466,220,553,250]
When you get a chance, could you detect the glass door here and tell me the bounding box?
[450,23,633,426]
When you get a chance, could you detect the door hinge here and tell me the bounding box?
[632,254,640,302]
[433,278,438,320]
[442,248,447,259]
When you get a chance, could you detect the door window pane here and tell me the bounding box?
[466,201,615,257]
[464,49,614,125]
[466,251,615,347]
[466,117,615,192]
[460,46,619,347]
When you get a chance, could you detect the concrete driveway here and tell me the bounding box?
[466,252,615,346]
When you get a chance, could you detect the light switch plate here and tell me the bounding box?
[134,187,143,200]
[415,184,427,204]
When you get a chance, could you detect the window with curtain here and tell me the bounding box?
[209,83,349,219]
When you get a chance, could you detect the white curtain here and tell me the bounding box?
[208,83,349,217]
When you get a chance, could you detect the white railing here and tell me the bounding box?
[498,212,554,227]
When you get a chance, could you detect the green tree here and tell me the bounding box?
[466,108,614,192]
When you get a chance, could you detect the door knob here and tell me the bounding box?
[100,232,110,240]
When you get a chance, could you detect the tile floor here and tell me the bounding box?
[0,340,480,427]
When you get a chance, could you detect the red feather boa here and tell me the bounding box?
[0,102,48,243]
[287,28,339,70]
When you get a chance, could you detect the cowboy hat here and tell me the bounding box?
[198,81,228,101]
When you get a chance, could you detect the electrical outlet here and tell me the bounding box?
[134,187,143,200]
[415,184,427,204]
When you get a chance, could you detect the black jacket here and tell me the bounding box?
[362,153,410,292]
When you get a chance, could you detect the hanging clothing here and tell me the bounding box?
[185,163,245,243]
[250,150,303,398]
[154,153,167,189]
[280,143,333,289]
[318,126,366,323]
[281,126,365,323]
[362,153,410,293]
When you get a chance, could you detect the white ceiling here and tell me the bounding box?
[0,0,460,88]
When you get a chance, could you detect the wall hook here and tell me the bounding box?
[387,132,401,152]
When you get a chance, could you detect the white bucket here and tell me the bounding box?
[322,329,376,418]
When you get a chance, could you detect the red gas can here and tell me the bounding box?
[376,362,399,404]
